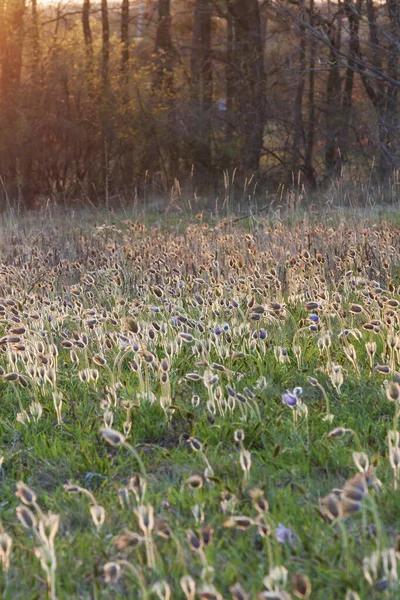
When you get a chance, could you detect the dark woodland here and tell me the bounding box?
[0,0,399,206]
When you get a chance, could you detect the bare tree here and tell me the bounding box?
[292,0,306,176]
[230,0,266,174]
[304,0,316,185]
[190,0,213,173]
[153,0,173,93]
[324,9,342,179]
[339,0,362,163]
[121,0,129,79]
[82,0,93,61]
[101,0,110,87]
[1,0,25,94]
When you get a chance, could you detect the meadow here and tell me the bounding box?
[1,206,400,599]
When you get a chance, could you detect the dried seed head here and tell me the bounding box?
[345,590,361,600]
[179,332,195,343]
[114,531,142,550]
[186,529,203,551]
[129,474,147,502]
[29,402,43,421]
[15,482,37,505]
[223,516,254,530]
[320,493,342,521]
[188,437,203,452]
[0,533,12,571]
[249,488,269,513]
[305,301,320,310]
[155,519,172,539]
[160,358,169,372]
[117,488,130,508]
[135,504,154,534]
[16,505,37,529]
[104,561,122,584]
[344,473,368,502]
[38,513,60,547]
[192,394,200,407]
[230,582,249,600]
[142,351,155,364]
[153,580,171,600]
[341,498,362,518]
[18,375,29,388]
[180,575,196,600]
[200,525,213,546]
[256,515,271,537]
[386,381,400,402]
[327,427,349,439]
[63,482,83,494]
[389,446,400,470]
[123,420,132,436]
[186,474,205,490]
[103,410,114,428]
[198,588,223,600]
[4,373,19,382]
[352,452,369,473]
[16,411,30,426]
[93,354,106,366]
[292,573,312,599]
[239,450,252,474]
[234,429,245,443]
[186,373,202,381]
[90,504,106,529]
[349,304,363,314]
[100,428,125,447]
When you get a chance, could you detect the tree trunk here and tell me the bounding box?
[361,0,399,181]
[101,0,110,203]
[82,0,93,61]
[101,0,110,88]
[0,0,25,204]
[1,0,25,94]
[292,0,306,176]
[230,0,266,175]
[225,2,235,148]
[324,15,342,179]
[153,0,173,93]
[31,0,40,78]
[120,0,132,189]
[145,0,176,186]
[190,0,213,173]
[0,0,4,62]
[121,0,129,78]
[383,0,400,179]
[339,0,361,164]
[304,0,316,186]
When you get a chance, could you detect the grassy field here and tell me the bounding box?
[1,206,400,599]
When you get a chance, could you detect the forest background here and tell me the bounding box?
[0,0,399,208]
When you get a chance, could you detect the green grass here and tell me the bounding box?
[0,208,399,599]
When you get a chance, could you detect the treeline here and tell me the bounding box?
[0,0,399,206]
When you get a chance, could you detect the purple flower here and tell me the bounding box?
[308,313,319,323]
[282,391,297,406]
[275,523,296,545]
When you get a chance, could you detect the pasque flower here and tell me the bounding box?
[282,391,297,406]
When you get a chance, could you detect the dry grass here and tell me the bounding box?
[0,205,400,598]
